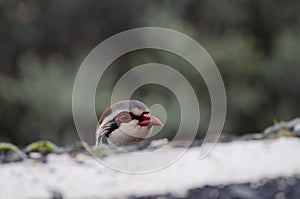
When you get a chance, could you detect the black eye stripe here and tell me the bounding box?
[104,111,150,137]
[130,112,149,121]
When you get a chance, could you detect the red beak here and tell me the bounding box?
[138,114,163,127]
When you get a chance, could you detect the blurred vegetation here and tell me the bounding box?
[0,0,299,146]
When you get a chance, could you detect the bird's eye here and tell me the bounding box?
[115,112,132,123]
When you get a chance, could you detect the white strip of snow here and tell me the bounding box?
[0,137,300,198]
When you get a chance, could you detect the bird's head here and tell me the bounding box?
[96,100,163,146]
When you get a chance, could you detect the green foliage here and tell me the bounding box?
[0,142,21,153]
[0,53,78,145]
[0,0,299,145]
[24,140,58,153]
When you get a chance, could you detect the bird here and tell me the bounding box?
[96,100,163,147]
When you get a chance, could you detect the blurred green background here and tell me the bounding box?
[0,0,299,146]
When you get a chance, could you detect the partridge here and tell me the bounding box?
[96,100,163,147]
